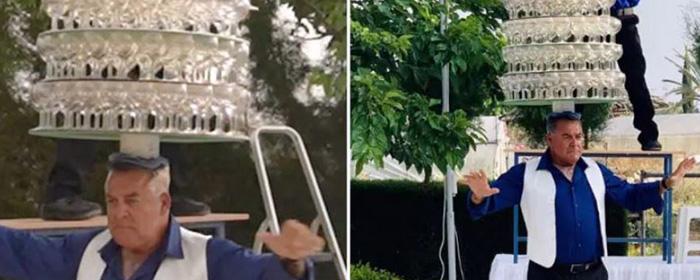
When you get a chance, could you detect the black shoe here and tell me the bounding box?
[40,197,103,221]
[641,140,662,151]
[171,196,211,216]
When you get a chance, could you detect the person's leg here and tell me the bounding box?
[160,143,210,216]
[160,143,188,196]
[615,14,661,150]
[527,261,567,280]
[41,139,102,220]
[596,264,609,280]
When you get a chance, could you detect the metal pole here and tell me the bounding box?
[513,153,520,263]
[439,1,457,279]
[664,155,673,263]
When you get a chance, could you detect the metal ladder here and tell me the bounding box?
[249,125,347,280]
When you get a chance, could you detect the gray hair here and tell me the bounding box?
[546,111,582,134]
[105,166,171,195]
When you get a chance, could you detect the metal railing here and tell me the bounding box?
[512,150,674,264]
[250,126,348,280]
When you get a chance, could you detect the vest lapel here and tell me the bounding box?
[153,228,211,280]
[522,157,557,267]
[76,227,211,280]
[582,157,608,257]
[521,156,608,267]
[76,229,110,280]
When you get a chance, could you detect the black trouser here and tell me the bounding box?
[527,261,608,280]
[46,139,188,201]
[615,14,659,145]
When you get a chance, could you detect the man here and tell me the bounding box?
[0,153,324,279]
[462,111,696,280]
[42,67,209,220]
[41,140,210,220]
[613,0,662,151]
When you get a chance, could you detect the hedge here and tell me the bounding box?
[351,263,405,280]
[351,180,628,280]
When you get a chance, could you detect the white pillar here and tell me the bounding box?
[119,133,161,157]
[552,101,575,112]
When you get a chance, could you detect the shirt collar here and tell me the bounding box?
[99,215,184,262]
[163,216,184,258]
[537,148,589,171]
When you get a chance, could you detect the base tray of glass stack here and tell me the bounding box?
[30,79,254,143]
[29,128,250,143]
[500,70,625,106]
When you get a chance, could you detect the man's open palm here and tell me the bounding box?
[459,170,500,200]
[668,156,697,188]
[258,220,325,260]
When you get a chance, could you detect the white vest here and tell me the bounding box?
[520,156,608,268]
[77,227,211,280]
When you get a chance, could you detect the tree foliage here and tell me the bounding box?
[509,104,612,148]
[351,0,506,180]
[351,263,404,280]
[664,6,700,113]
[663,50,700,114]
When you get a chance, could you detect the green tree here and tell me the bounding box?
[351,263,404,280]
[668,3,700,113]
[509,104,612,148]
[686,4,700,65]
[0,0,52,218]
[664,49,699,114]
[351,0,506,182]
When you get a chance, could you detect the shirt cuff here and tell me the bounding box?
[640,181,664,215]
[301,259,314,280]
[466,190,491,220]
[275,255,315,280]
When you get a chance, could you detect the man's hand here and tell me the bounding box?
[666,156,698,188]
[459,170,499,204]
[258,220,325,278]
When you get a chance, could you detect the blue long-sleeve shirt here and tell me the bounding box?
[0,217,314,280]
[612,0,641,14]
[467,150,663,264]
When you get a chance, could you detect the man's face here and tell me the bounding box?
[105,169,169,252]
[546,120,583,166]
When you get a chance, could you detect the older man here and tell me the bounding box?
[462,111,696,280]
[0,153,324,280]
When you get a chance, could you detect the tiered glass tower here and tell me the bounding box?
[31,0,256,144]
[500,0,624,110]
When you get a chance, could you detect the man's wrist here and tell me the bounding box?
[662,177,672,190]
[279,256,307,279]
[470,193,484,205]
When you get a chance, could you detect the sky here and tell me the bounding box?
[636,0,700,102]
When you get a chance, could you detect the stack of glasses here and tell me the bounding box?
[499,0,625,105]
[31,0,258,142]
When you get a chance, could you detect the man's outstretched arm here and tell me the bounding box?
[208,220,323,280]
[0,226,94,280]
[460,163,526,220]
[603,157,697,214]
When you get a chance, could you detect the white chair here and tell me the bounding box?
[675,206,700,263]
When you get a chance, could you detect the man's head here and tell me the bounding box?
[545,111,584,167]
[105,153,171,253]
